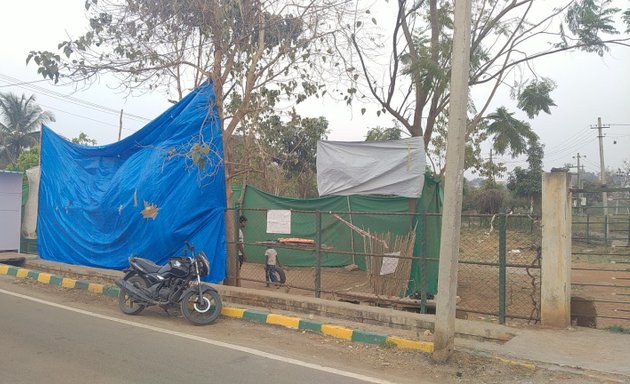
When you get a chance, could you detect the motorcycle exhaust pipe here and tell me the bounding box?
[115,278,159,305]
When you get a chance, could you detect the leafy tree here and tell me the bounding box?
[486,107,539,158]
[516,79,557,119]
[0,93,54,168]
[234,112,328,198]
[27,0,346,284]
[365,126,404,141]
[506,140,545,213]
[340,0,630,174]
[71,132,97,146]
[477,188,506,214]
[6,145,40,173]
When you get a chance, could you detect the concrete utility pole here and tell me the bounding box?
[118,109,124,141]
[432,0,472,363]
[593,117,609,218]
[573,153,584,212]
[573,153,583,189]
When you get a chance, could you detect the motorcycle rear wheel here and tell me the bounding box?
[180,287,222,326]
[118,275,148,315]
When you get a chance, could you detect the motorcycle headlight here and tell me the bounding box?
[197,251,210,276]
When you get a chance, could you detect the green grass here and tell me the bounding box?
[605,325,630,334]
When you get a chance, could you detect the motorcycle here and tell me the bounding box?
[115,243,222,326]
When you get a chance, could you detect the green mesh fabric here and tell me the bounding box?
[236,175,442,294]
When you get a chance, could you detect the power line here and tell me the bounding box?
[0,73,152,123]
[0,78,50,88]
[543,128,593,157]
[38,102,137,132]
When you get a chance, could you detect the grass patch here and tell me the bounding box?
[606,325,630,334]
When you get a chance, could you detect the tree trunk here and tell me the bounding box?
[223,136,238,286]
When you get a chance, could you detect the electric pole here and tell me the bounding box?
[489,149,494,182]
[118,109,124,141]
[573,153,584,212]
[573,153,583,189]
[433,0,472,363]
[592,117,610,217]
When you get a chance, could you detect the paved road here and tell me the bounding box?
[0,282,394,384]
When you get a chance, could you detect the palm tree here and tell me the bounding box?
[485,107,538,158]
[0,93,55,168]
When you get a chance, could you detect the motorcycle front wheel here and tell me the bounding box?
[180,287,222,326]
[118,275,147,315]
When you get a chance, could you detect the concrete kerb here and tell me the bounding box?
[1,259,549,372]
[0,262,434,353]
[16,257,518,344]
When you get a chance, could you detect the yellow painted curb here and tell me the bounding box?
[88,283,104,294]
[0,265,8,275]
[495,356,536,370]
[321,324,353,340]
[37,273,52,284]
[267,314,300,329]
[61,278,76,289]
[221,307,245,318]
[386,336,434,353]
[16,268,30,278]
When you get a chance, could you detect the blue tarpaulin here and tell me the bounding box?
[38,82,227,283]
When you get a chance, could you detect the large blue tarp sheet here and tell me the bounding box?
[38,82,227,283]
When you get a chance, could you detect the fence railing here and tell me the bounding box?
[229,208,542,324]
[572,213,630,246]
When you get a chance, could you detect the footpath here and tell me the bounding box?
[1,252,628,381]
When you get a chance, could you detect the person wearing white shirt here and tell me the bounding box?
[264,246,278,287]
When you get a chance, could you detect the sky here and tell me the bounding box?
[0,1,629,179]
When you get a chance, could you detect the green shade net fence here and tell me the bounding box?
[236,174,443,295]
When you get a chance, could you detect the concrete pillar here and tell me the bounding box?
[541,170,572,328]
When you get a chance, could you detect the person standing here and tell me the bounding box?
[238,215,247,268]
[264,246,279,287]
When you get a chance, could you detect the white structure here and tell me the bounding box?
[0,170,23,252]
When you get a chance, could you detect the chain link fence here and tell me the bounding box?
[229,208,542,324]
[458,214,542,323]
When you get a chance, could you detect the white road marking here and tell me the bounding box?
[0,288,396,384]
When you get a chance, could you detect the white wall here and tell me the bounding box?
[0,172,23,252]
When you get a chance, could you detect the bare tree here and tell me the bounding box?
[28,0,351,284]
[339,0,630,174]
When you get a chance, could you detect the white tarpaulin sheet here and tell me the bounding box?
[316,137,425,198]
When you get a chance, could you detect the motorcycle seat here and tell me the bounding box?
[130,257,162,274]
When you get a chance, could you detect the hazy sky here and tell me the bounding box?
[1,1,629,178]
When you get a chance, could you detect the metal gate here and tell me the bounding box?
[571,187,630,328]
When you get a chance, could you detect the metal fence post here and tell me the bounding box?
[420,214,427,314]
[315,211,322,298]
[627,216,630,246]
[586,214,590,244]
[604,215,608,245]
[234,206,241,286]
[498,210,507,324]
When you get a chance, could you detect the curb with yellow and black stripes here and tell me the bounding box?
[0,264,435,353]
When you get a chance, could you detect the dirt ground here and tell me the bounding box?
[2,276,618,384]
[238,226,630,329]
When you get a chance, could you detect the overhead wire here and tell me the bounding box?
[0,73,152,123]
[38,102,137,132]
